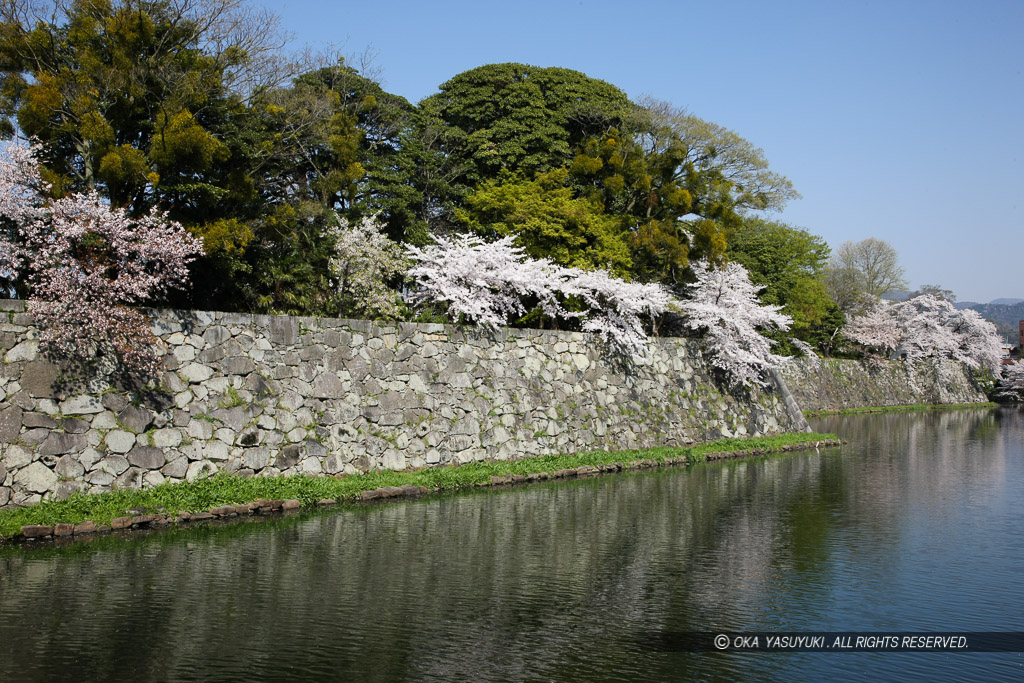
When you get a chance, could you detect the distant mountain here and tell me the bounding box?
[957,301,1024,341]
[989,298,1024,306]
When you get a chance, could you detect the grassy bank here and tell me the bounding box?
[804,402,998,417]
[0,432,837,541]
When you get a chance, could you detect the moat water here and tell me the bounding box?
[1,407,1022,681]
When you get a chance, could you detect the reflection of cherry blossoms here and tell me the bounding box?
[676,261,793,388]
[406,234,673,357]
[846,295,1003,377]
[1,142,203,379]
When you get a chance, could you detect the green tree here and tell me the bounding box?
[232,60,426,315]
[567,100,799,286]
[0,0,284,207]
[726,218,840,351]
[567,123,728,284]
[454,168,632,275]
[638,97,800,214]
[0,0,288,310]
[420,62,633,187]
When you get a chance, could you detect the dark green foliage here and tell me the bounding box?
[421,63,633,186]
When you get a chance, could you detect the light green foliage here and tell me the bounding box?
[455,168,632,274]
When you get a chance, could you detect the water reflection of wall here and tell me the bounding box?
[0,453,871,680]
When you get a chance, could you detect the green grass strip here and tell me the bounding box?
[804,402,997,417]
[0,432,837,540]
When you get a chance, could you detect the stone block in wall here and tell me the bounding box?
[37,433,87,456]
[198,346,224,364]
[220,312,252,326]
[186,460,217,481]
[311,373,345,399]
[86,470,114,487]
[150,318,182,335]
[222,356,255,375]
[118,405,154,434]
[55,454,85,479]
[270,316,299,346]
[209,406,251,432]
[60,395,103,415]
[128,446,165,470]
[14,461,57,494]
[162,457,188,479]
[4,339,38,362]
[105,430,136,454]
[101,393,130,413]
[242,447,271,471]
[179,363,214,383]
[0,405,22,443]
[62,417,90,434]
[20,360,58,398]
[114,467,144,490]
[54,480,85,501]
[205,442,230,461]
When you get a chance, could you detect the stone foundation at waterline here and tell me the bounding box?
[780,357,987,412]
[0,300,802,508]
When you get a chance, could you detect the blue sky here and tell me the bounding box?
[276,0,1023,303]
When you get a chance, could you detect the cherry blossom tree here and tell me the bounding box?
[1,141,203,379]
[992,360,1024,402]
[845,294,1003,376]
[405,234,672,357]
[406,234,569,328]
[843,298,902,358]
[565,268,674,357]
[676,261,793,388]
[328,214,409,320]
[0,141,45,289]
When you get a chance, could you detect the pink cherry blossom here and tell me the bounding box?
[846,294,1003,377]
[675,261,793,388]
[1,141,203,379]
[406,234,672,357]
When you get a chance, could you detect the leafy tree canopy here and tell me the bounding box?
[454,168,632,276]
[420,62,633,186]
[726,218,840,352]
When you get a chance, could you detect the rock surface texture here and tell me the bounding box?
[781,357,987,412]
[0,299,805,507]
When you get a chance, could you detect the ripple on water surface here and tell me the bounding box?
[1,407,1023,681]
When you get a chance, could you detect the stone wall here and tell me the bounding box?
[0,300,801,508]
[780,356,987,412]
